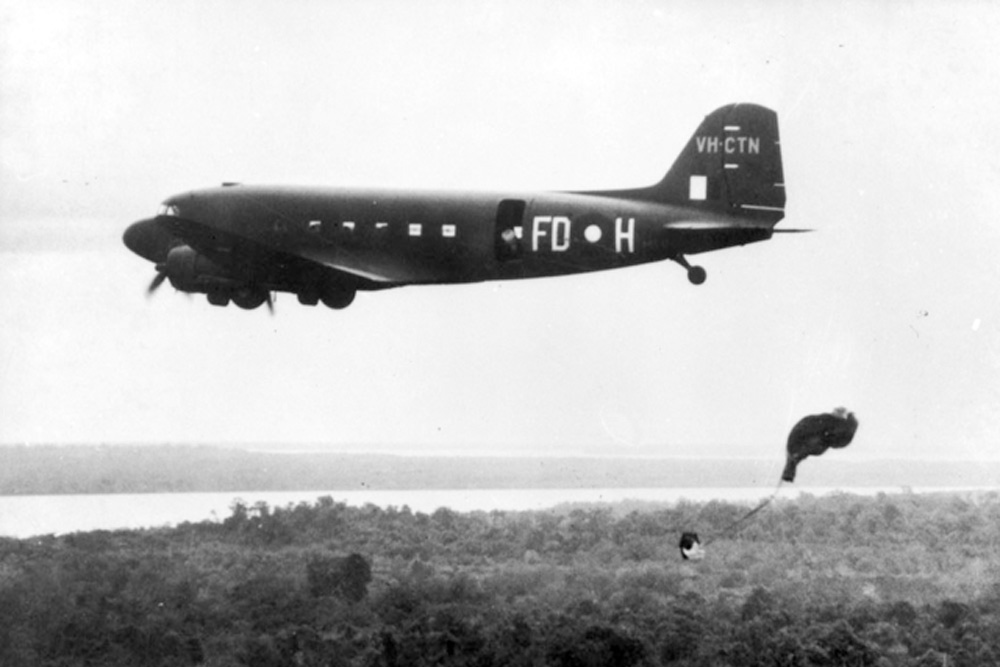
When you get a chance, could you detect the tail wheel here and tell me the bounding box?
[671,254,707,285]
[687,266,707,285]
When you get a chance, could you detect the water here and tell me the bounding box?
[0,486,980,538]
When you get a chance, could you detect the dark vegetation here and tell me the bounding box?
[2,445,999,494]
[3,491,1000,666]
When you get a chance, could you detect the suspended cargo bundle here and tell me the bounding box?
[679,532,704,560]
[677,407,859,559]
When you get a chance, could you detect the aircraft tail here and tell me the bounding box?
[635,103,786,223]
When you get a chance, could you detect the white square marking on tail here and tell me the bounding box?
[689,175,707,200]
[409,223,422,236]
[442,224,456,237]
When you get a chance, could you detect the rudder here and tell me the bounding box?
[648,103,785,223]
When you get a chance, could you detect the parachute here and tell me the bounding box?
[781,407,859,482]
[677,407,858,559]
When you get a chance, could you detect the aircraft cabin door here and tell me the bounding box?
[495,199,525,261]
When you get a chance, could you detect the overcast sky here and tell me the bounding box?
[2,0,998,464]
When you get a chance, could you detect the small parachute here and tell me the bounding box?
[781,407,859,482]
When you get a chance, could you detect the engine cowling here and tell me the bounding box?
[164,245,232,293]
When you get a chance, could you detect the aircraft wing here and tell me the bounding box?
[158,215,439,287]
[293,245,436,284]
[155,215,378,288]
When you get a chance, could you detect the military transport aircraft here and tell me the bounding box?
[123,103,795,311]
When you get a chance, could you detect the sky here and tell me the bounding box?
[2,0,999,463]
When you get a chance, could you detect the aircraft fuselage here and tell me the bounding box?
[143,185,769,284]
[123,103,788,310]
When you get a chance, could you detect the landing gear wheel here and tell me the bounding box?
[207,290,230,307]
[687,266,707,285]
[320,288,355,310]
[297,291,319,306]
[672,254,707,286]
[232,287,268,310]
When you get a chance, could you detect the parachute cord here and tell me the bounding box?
[698,478,785,547]
[721,478,784,536]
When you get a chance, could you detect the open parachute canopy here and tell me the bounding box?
[782,407,858,482]
[675,407,858,560]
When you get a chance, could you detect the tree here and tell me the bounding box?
[546,624,646,667]
[306,553,372,602]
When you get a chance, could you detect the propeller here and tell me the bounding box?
[147,264,168,296]
[144,257,273,313]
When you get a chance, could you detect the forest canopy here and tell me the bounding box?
[2,490,999,666]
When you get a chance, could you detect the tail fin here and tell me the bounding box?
[641,103,785,223]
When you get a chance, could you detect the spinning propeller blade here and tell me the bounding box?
[146,267,168,296]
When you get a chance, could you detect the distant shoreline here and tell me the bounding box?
[2,444,998,496]
[4,486,997,539]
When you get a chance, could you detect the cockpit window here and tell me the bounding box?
[157,204,180,217]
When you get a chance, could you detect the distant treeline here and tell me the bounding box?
[2,491,999,665]
[1,445,999,495]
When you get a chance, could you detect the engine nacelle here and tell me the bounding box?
[164,245,233,293]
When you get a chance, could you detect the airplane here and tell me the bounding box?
[123,103,797,311]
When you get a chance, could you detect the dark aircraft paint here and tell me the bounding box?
[123,103,793,310]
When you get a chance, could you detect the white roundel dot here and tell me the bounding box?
[584,225,602,243]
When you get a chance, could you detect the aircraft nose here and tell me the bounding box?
[123,217,171,263]
[123,219,145,254]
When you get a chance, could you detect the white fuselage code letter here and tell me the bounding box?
[532,215,572,252]
[615,217,635,253]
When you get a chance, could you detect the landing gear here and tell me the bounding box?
[207,289,230,307]
[231,287,268,310]
[206,286,272,311]
[295,288,354,309]
[316,277,356,309]
[297,291,319,306]
[671,254,707,285]
[320,287,355,310]
[205,281,355,311]
[687,265,707,285]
